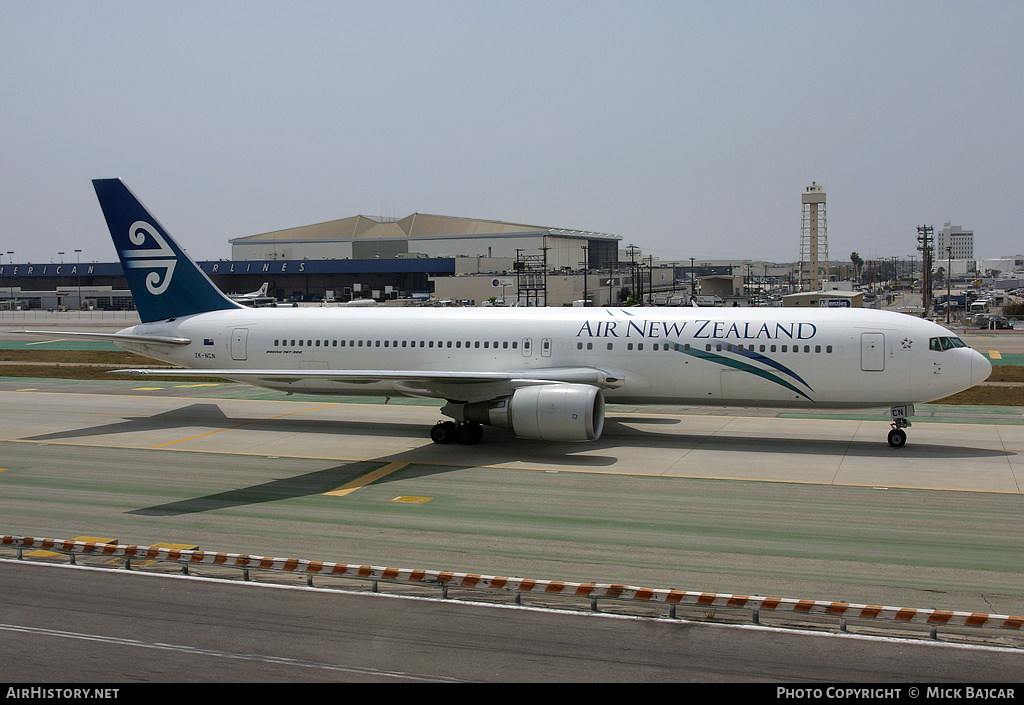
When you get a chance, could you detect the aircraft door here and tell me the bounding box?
[231,328,248,361]
[521,338,532,357]
[861,332,884,371]
[541,338,552,357]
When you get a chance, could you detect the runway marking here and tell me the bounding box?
[0,622,464,682]
[390,495,432,504]
[149,403,338,448]
[325,462,409,497]
[989,351,1002,359]
[25,339,64,345]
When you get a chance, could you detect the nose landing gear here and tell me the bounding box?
[887,405,914,448]
[888,418,910,448]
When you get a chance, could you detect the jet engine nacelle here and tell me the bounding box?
[464,383,605,442]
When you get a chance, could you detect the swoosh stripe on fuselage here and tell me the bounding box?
[675,344,814,401]
[729,346,813,390]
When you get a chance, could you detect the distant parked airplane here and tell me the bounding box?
[229,282,269,302]
[16,179,993,448]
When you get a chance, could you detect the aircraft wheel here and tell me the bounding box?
[887,428,907,448]
[430,421,458,444]
[454,422,483,445]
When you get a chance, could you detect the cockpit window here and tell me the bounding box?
[930,336,967,352]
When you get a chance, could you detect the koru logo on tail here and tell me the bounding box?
[122,221,177,295]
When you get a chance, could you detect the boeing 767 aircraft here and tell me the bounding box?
[18,180,992,448]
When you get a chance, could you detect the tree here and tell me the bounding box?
[1003,301,1024,317]
[850,252,864,281]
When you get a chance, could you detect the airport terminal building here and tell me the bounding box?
[0,257,456,310]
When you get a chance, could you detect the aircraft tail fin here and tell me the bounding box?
[92,179,242,323]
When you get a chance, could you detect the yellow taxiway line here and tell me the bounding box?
[324,462,409,497]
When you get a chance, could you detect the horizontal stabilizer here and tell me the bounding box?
[12,330,191,345]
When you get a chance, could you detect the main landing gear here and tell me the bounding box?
[430,420,484,445]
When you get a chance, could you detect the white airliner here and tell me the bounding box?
[18,179,992,448]
[229,282,269,302]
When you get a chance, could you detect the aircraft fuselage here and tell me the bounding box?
[115,305,988,409]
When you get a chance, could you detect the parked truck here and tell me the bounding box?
[932,294,966,313]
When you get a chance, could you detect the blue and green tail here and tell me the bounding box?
[92,179,242,323]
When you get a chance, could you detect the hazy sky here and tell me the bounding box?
[2,1,1021,267]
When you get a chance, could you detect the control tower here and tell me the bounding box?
[799,182,828,292]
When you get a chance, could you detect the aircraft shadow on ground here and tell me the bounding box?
[128,461,380,516]
[25,402,1013,466]
[107,406,1012,516]
[598,419,1012,460]
[23,403,428,443]
[607,415,682,426]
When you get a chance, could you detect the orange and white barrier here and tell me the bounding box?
[4,535,1021,633]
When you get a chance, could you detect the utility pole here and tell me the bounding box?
[917,225,934,315]
[645,255,653,306]
[946,245,952,325]
[579,244,589,306]
[626,244,640,305]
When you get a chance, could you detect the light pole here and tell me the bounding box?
[58,252,65,307]
[7,251,14,310]
[75,249,82,311]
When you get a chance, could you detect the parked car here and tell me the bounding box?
[975,314,1011,329]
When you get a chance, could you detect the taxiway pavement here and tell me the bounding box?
[1,388,1021,493]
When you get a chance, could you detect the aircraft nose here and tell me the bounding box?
[972,350,993,386]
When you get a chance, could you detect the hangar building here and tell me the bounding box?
[228,213,620,271]
[1,212,623,308]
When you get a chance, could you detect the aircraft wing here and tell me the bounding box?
[109,366,625,400]
[11,330,191,345]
